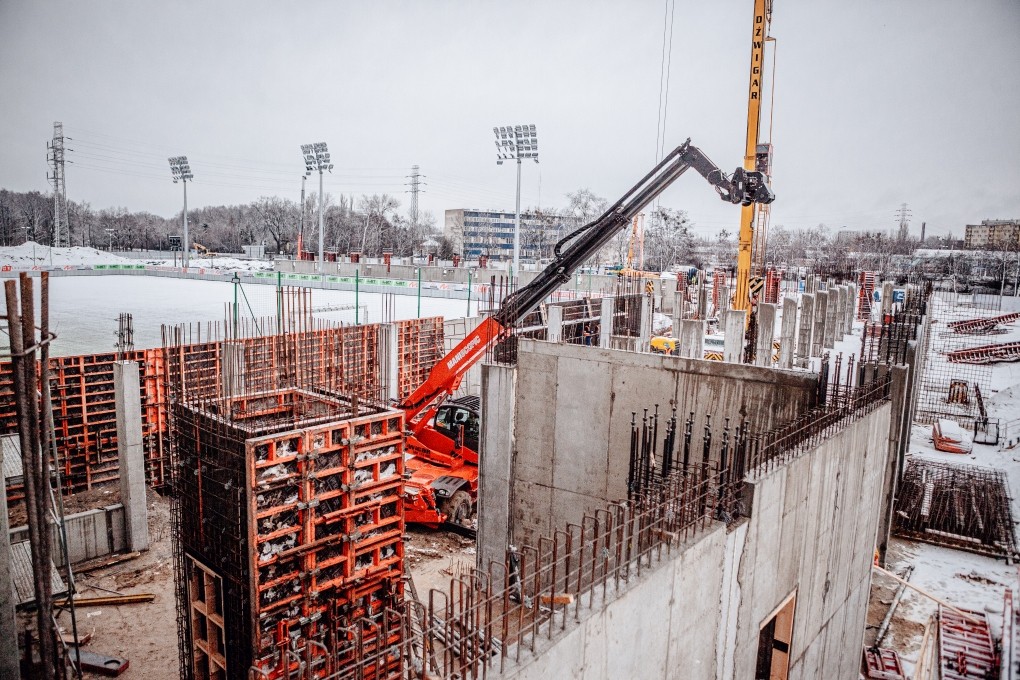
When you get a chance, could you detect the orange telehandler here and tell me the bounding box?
[399,139,776,526]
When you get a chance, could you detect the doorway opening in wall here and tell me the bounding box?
[755,590,797,680]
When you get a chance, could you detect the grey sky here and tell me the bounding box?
[1,0,1018,238]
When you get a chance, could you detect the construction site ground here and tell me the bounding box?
[35,487,475,679]
[865,295,1020,678]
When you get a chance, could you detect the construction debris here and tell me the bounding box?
[946,340,1020,365]
[947,311,1020,334]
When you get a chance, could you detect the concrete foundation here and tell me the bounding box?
[723,310,746,363]
[10,505,127,566]
[114,361,148,552]
[755,303,776,367]
[779,297,797,369]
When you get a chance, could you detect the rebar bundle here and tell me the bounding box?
[894,458,1018,558]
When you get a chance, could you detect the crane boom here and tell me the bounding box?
[399,139,774,435]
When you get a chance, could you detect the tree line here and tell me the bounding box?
[0,188,439,257]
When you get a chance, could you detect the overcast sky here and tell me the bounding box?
[1,0,1018,238]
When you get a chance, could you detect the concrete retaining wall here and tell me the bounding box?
[497,404,891,680]
[481,339,819,556]
[9,504,126,567]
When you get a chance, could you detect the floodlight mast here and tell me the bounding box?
[167,156,194,268]
[494,124,538,279]
[300,142,333,271]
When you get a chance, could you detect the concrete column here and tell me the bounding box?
[823,289,838,348]
[0,458,17,678]
[599,296,614,349]
[638,294,652,352]
[779,297,797,369]
[718,285,731,316]
[797,294,814,365]
[877,364,910,563]
[848,284,858,325]
[546,304,564,344]
[221,341,246,398]
[697,281,709,319]
[114,361,149,552]
[806,276,817,294]
[679,319,705,359]
[755,303,776,367]
[837,286,849,337]
[477,363,517,576]
[812,292,828,355]
[723,310,746,363]
[375,324,399,403]
[881,281,893,316]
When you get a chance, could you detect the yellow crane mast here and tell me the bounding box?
[733,0,775,312]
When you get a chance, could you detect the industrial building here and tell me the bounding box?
[443,209,580,261]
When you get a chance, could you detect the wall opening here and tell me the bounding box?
[755,591,797,680]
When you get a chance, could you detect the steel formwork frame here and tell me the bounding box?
[172,390,406,680]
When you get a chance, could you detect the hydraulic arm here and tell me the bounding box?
[399,139,775,438]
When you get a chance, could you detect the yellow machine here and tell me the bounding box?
[733,0,775,312]
[193,242,216,256]
[650,336,678,355]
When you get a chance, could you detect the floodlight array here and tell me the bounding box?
[168,155,194,183]
[301,142,333,175]
[493,124,538,164]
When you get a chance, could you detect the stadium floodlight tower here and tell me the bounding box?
[167,156,194,268]
[301,142,333,271]
[494,125,538,279]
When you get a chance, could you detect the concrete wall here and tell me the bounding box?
[9,504,126,567]
[481,339,818,553]
[497,404,892,680]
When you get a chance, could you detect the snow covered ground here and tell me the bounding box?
[140,256,273,271]
[0,241,133,267]
[873,295,1020,675]
[1,275,479,356]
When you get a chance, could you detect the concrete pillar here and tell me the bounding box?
[877,364,910,563]
[797,294,814,366]
[0,458,17,678]
[806,276,817,294]
[375,325,400,403]
[723,310,746,363]
[719,286,730,316]
[881,281,893,316]
[671,298,681,341]
[599,296,614,349]
[477,363,516,576]
[221,341,246,398]
[546,304,564,343]
[638,294,652,352]
[835,286,848,337]
[779,297,797,369]
[755,303,776,367]
[823,289,838,348]
[114,361,149,552]
[697,281,709,319]
[679,319,705,359]
[848,284,858,325]
[812,292,828,355]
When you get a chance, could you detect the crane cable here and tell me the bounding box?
[654,0,676,167]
